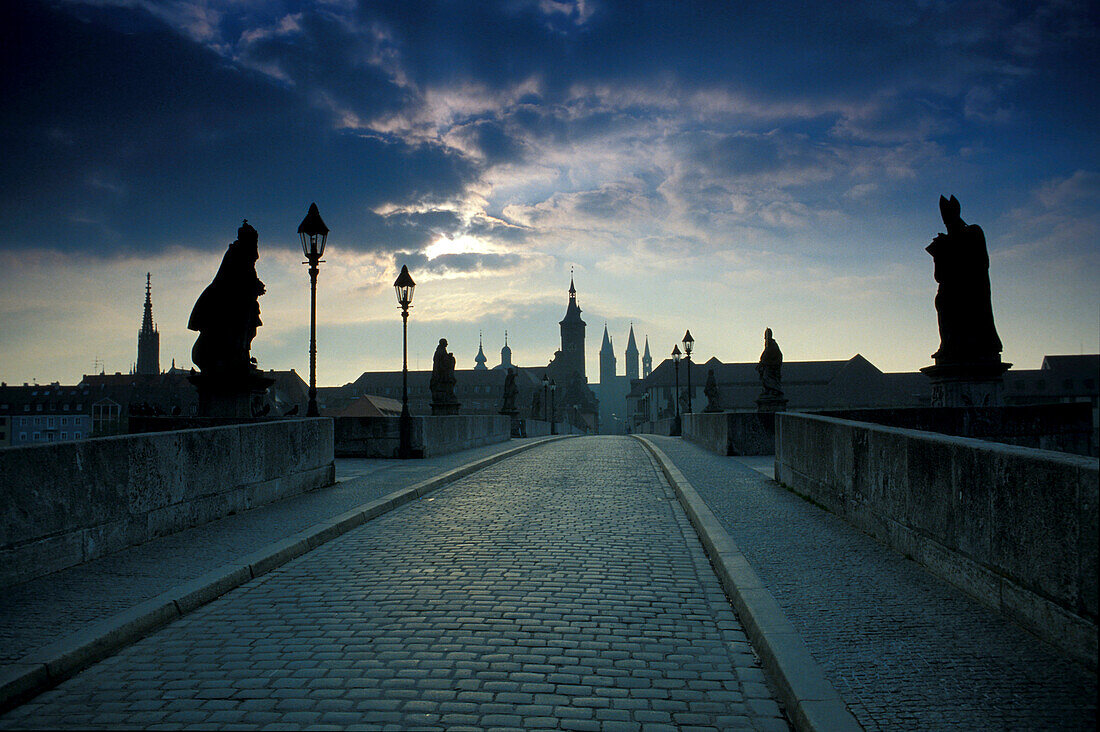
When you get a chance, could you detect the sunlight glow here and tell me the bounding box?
[424,234,492,260]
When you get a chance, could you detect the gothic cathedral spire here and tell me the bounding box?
[136,273,160,376]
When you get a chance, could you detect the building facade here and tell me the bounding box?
[0,383,93,445]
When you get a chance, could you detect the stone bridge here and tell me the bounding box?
[0,425,1095,730]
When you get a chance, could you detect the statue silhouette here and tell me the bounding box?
[926,196,1002,364]
[756,328,783,398]
[188,220,266,382]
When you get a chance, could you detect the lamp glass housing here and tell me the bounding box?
[682,330,694,355]
[297,203,329,260]
[393,265,416,308]
[672,344,681,362]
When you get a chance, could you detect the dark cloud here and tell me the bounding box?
[0,1,477,256]
[451,119,528,165]
[356,210,463,253]
[394,251,522,274]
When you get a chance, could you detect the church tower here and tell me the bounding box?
[497,331,514,370]
[599,325,617,386]
[625,324,639,381]
[558,274,586,380]
[642,336,652,378]
[136,272,160,376]
[474,332,488,370]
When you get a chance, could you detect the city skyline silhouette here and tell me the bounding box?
[1,1,1097,387]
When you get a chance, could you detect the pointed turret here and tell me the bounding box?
[625,323,639,381]
[599,324,617,386]
[474,332,488,370]
[557,270,586,380]
[642,336,653,378]
[136,273,160,376]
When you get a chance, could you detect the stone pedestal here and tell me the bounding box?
[190,370,275,418]
[756,395,789,413]
[501,410,524,437]
[431,401,461,416]
[920,360,1011,408]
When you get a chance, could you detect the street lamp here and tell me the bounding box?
[549,379,557,435]
[298,203,329,417]
[682,330,694,414]
[394,265,416,458]
[542,373,550,424]
[672,344,681,435]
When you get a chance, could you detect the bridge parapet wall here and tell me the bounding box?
[776,412,1098,668]
[0,418,335,588]
[682,411,776,456]
[334,415,512,458]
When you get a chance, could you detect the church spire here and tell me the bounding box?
[474,331,488,370]
[642,335,653,378]
[136,272,160,376]
[498,330,513,370]
[625,323,639,381]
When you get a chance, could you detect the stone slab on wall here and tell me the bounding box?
[421,415,512,457]
[775,412,1098,668]
[815,403,1094,457]
[0,419,335,588]
[635,418,679,436]
[334,415,512,458]
[682,411,776,456]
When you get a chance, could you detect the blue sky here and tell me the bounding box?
[1,0,1097,386]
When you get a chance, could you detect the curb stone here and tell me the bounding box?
[634,435,863,732]
[0,435,571,713]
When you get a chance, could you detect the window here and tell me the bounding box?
[36,404,42,411]
[60,432,68,440]
[34,417,42,426]
[47,433,55,441]
[32,432,40,440]
[61,417,68,426]
[23,405,29,412]
[63,404,70,411]
[19,432,26,441]
[19,417,26,426]
[47,417,55,428]
[74,432,82,439]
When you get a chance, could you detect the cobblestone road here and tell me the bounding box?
[650,436,1097,731]
[0,439,543,666]
[1,437,786,730]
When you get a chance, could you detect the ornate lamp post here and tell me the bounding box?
[682,330,694,414]
[298,203,329,417]
[549,379,557,435]
[672,344,682,435]
[394,265,416,458]
[542,373,550,424]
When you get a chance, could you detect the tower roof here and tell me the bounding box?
[141,272,156,334]
[643,336,652,360]
[625,324,638,354]
[474,332,488,370]
[600,324,614,354]
[559,274,585,326]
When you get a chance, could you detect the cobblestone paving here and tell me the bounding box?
[0,439,546,665]
[1,436,787,731]
[650,436,1098,730]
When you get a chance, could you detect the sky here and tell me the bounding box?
[1,0,1098,387]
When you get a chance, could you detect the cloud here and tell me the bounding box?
[398,251,524,275]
